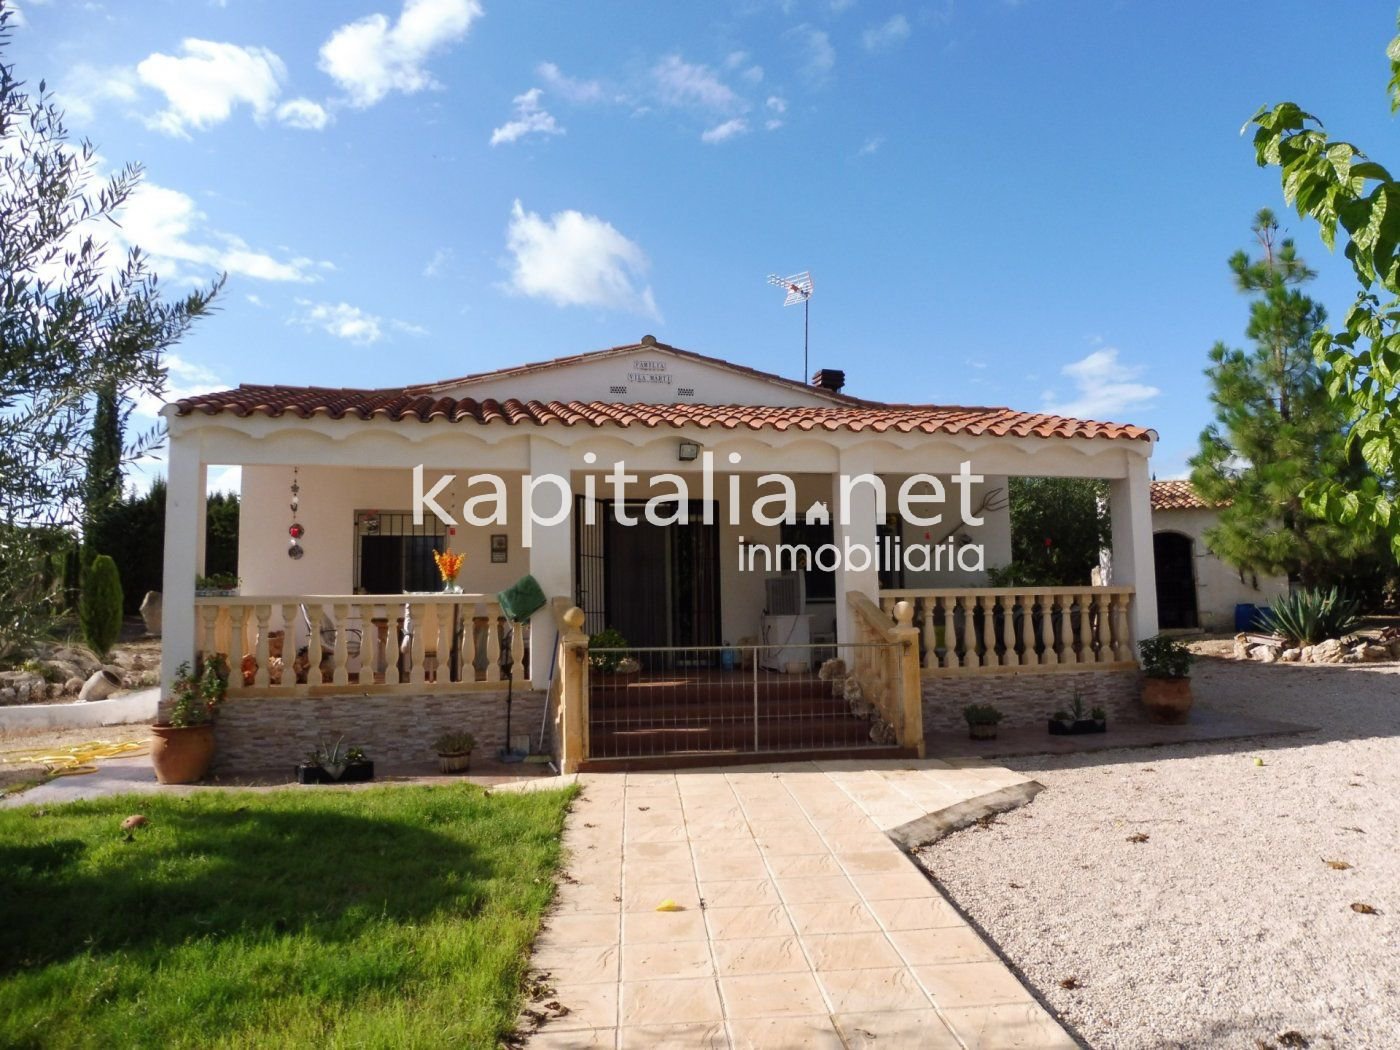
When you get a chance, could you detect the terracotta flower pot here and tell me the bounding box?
[1142,677,1193,725]
[968,723,999,741]
[438,751,472,774]
[150,724,216,784]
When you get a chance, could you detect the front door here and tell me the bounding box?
[576,500,720,650]
[1153,531,1198,629]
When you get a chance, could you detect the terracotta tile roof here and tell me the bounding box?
[1151,480,1227,510]
[174,385,1154,442]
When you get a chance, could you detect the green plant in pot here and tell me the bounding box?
[1138,635,1195,724]
[1048,692,1107,735]
[434,730,476,774]
[963,703,1003,741]
[150,658,226,784]
[587,627,630,674]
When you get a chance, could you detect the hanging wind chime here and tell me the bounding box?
[287,467,306,559]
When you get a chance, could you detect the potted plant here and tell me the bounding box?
[343,746,374,783]
[1138,635,1195,724]
[434,730,476,773]
[1048,692,1107,735]
[963,703,1003,740]
[150,658,226,784]
[296,737,373,784]
[194,573,240,597]
[588,628,631,675]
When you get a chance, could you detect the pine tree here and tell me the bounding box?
[1190,210,1375,586]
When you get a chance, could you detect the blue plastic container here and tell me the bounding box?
[1234,603,1264,632]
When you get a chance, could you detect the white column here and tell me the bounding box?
[526,436,573,688]
[161,424,202,698]
[194,463,209,577]
[1108,454,1159,643]
[833,451,882,646]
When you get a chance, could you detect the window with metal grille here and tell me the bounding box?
[609,385,628,395]
[353,511,449,593]
[677,387,695,397]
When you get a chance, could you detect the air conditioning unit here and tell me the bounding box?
[765,575,801,616]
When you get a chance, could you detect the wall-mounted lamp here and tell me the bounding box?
[678,441,700,462]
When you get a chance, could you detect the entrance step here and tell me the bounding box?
[578,744,917,773]
[588,715,883,758]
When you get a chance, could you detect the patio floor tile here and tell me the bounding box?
[620,940,715,982]
[834,1009,963,1049]
[940,1002,1079,1049]
[914,961,1038,1008]
[717,971,828,1018]
[617,1023,727,1049]
[704,904,797,941]
[726,1014,844,1049]
[816,966,933,1013]
[619,978,724,1027]
[711,936,808,977]
[799,931,904,972]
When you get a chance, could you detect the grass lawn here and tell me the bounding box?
[0,783,577,1049]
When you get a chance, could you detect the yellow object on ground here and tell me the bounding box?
[1,740,149,776]
[654,899,684,912]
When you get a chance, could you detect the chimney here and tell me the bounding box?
[811,368,845,394]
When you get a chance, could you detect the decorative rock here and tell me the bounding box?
[1312,638,1345,664]
[49,646,101,676]
[63,677,85,695]
[1359,643,1391,662]
[46,683,63,699]
[0,687,15,705]
[1258,646,1280,664]
[1281,649,1301,663]
[78,668,122,702]
[140,591,162,637]
[1233,633,1252,660]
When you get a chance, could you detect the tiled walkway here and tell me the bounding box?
[524,760,1077,1049]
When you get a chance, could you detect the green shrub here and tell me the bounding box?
[588,627,629,673]
[79,554,123,657]
[1138,635,1193,678]
[433,731,476,755]
[963,703,1003,726]
[1260,586,1363,645]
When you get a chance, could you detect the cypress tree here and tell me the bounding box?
[1190,210,1375,586]
[82,380,123,565]
[80,553,123,657]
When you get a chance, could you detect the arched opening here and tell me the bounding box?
[1154,531,1198,629]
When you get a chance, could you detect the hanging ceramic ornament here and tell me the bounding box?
[286,467,305,559]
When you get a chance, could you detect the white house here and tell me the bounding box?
[161,337,1159,772]
[1150,480,1289,632]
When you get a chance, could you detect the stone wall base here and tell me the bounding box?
[212,691,548,773]
[922,668,1142,733]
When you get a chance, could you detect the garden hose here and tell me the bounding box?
[1,739,148,776]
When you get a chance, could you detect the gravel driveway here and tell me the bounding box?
[917,655,1400,1050]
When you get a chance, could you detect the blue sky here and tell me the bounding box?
[13,0,1400,489]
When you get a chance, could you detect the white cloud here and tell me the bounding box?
[1042,348,1160,421]
[423,247,453,277]
[790,26,835,83]
[724,50,763,84]
[537,61,604,104]
[293,300,384,344]
[115,181,327,284]
[862,14,910,52]
[857,135,883,155]
[701,117,748,144]
[136,39,286,136]
[276,97,330,130]
[319,0,483,108]
[505,199,659,319]
[207,465,243,495]
[652,54,741,112]
[490,87,563,146]
[53,64,141,126]
[765,95,786,130]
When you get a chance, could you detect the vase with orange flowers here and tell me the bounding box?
[433,548,465,594]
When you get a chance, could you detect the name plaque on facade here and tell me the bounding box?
[627,359,674,385]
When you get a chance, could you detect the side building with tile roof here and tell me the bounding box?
[1150,480,1289,632]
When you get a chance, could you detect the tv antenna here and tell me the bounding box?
[767,271,813,381]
